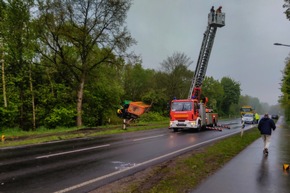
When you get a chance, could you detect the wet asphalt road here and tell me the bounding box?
[0,118,250,193]
[191,116,290,193]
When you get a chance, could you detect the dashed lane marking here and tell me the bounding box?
[36,144,110,159]
[132,134,165,141]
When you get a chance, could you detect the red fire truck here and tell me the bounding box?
[169,10,225,132]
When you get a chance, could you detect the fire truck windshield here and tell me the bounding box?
[171,102,193,111]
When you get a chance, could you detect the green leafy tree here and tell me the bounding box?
[0,0,36,130]
[82,62,125,126]
[141,89,168,115]
[280,1,290,119]
[35,0,135,127]
[284,0,290,20]
[153,71,169,100]
[239,95,260,111]
[0,1,7,109]
[159,52,193,100]
[123,63,155,101]
[145,71,170,115]
[239,94,274,115]
[239,95,251,107]
[280,55,290,120]
[202,76,224,112]
[220,77,241,115]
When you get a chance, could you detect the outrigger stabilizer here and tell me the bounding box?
[206,124,231,131]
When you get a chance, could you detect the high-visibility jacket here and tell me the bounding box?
[255,113,260,120]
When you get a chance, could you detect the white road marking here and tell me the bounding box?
[132,134,164,141]
[36,144,110,159]
[114,162,137,171]
[54,129,244,193]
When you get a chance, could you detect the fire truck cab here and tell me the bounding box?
[169,99,218,132]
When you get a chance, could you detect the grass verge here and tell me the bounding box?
[0,121,169,148]
[150,129,260,193]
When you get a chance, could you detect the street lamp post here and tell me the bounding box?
[274,43,290,47]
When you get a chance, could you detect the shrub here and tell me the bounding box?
[0,106,18,128]
[44,107,76,128]
[138,112,167,122]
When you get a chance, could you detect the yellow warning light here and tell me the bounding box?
[283,164,289,171]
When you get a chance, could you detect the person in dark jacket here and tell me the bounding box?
[210,6,215,21]
[258,113,276,155]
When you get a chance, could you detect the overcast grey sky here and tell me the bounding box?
[125,0,290,106]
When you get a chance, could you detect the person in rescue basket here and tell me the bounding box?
[210,6,215,21]
[257,113,276,155]
[216,6,222,13]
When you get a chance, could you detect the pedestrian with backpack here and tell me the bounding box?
[258,113,276,155]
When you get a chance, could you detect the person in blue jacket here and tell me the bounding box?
[258,113,276,155]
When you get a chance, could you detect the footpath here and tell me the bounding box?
[191,116,290,193]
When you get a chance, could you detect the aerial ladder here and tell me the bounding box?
[188,11,225,100]
[169,10,228,132]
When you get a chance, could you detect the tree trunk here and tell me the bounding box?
[19,85,24,130]
[1,41,7,108]
[46,67,54,95]
[76,74,85,127]
[29,63,36,130]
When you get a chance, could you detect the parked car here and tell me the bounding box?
[242,113,254,124]
[271,114,279,120]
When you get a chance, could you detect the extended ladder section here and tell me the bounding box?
[188,12,225,99]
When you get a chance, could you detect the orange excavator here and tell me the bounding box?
[117,100,151,129]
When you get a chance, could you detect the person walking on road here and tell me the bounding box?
[258,113,276,155]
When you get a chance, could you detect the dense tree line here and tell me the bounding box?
[280,1,290,120]
[0,0,267,131]
[280,55,290,120]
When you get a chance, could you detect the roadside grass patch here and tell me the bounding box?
[0,121,169,147]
